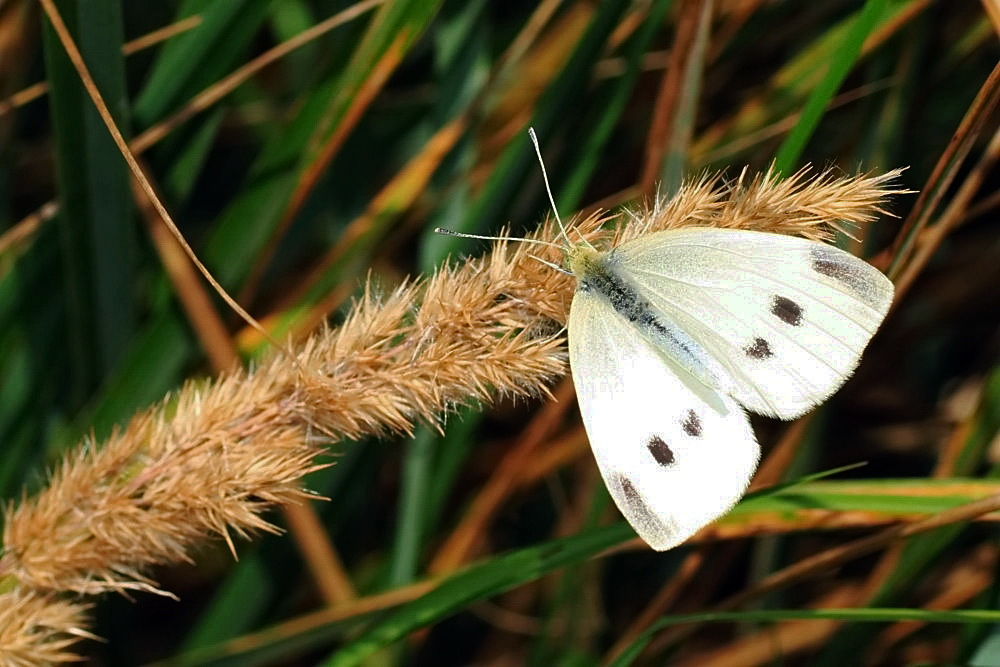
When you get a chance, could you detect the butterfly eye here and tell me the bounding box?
[770,295,803,326]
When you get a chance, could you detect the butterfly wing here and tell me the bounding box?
[568,286,760,550]
[612,228,894,419]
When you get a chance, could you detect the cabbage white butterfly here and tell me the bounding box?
[565,225,893,550]
[440,131,894,551]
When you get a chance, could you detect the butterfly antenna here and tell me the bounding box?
[434,227,562,251]
[528,253,572,275]
[528,128,571,246]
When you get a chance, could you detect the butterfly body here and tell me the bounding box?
[565,227,893,550]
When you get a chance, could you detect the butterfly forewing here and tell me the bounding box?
[611,228,894,419]
[568,286,760,551]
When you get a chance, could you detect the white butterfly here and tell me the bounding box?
[565,225,893,550]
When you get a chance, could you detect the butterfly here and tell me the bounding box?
[564,225,893,550]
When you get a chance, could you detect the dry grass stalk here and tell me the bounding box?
[0,166,903,661]
[0,590,93,666]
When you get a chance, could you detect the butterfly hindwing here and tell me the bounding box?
[568,287,760,550]
[611,228,894,419]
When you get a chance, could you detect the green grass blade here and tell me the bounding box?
[773,0,890,174]
[133,0,272,125]
[323,525,632,666]
[41,0,134,399]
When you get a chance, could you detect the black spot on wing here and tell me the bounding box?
[681,410,702,437]
[771,295,803,326]
[809,246,891,310]
[647,436,675,466]
[810,247,870,295]
[745,337,773,359]
[618,475,659,528]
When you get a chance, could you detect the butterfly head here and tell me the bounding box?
[564,242,602,281]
